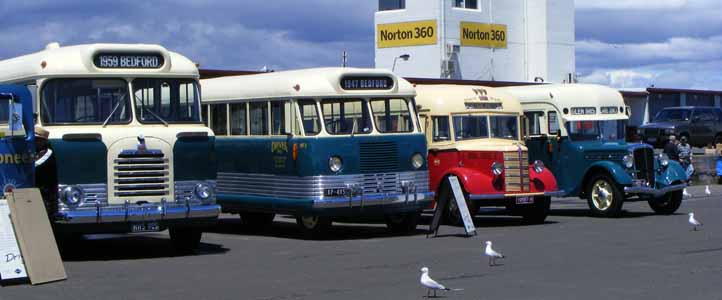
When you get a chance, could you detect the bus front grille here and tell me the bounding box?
[633,147,655,186]
[503,151,529,192]
[113,149,170,198]
[359,142,399,174]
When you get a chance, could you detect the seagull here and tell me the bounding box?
[484,241,505,266]
[688,213,703,231]
[683,188,692,198]
[420,267,451,298]
[705,185,711,196]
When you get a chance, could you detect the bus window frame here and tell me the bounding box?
[132,78,203,125]
[39,78,133,126]
[524,110,546,138]
[320,98,373,136]
[369,97,415,134]
[229,101,249,136]
[296,98,322,137]
[270,99,299,136]
[209,102,229,136]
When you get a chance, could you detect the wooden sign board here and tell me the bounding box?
[0,199,27,281]
[428,176,476,237]
[7,189,66,285]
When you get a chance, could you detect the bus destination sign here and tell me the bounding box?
[340,76,394,90]
[93,52,164,69]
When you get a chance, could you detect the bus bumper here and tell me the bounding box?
[624,183,687,197]
[54,201,220,225]
[313,191,434,209]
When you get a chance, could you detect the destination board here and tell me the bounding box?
[93,52,164,69]
[377,20,438,48]
[460,22,508,49]
[340,76,394,90]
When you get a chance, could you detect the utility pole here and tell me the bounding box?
[342,51,348,67]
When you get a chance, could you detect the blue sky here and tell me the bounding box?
[0,0,720,90]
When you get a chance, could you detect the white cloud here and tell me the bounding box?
[576,0,688,10]
[579,60,722,90]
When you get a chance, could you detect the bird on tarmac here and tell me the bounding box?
[705,185,711,196]
[420,267,457,298]
[688,213,703,231]
[683,188,692,198]
[484,241,505,266]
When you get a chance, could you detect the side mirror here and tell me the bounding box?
[2,97,25,138]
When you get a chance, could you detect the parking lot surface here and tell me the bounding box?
[2,185,721,300]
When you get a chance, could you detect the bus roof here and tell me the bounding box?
[414,84,522,115]
[499,84,629,121]
[201,67,415,102]
[0,43,198,83]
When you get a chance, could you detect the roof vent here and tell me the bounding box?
[45,42,60,50]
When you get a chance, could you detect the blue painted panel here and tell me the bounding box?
[0,85,34,196]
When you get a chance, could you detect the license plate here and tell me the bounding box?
[515,197,534,205]
[130,222,160,233]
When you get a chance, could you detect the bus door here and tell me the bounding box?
[524,109,562,177]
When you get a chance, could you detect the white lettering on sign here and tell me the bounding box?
[95,54,163,69]
[0,199,27,281]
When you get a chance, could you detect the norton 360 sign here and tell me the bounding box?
[377,20,438,48]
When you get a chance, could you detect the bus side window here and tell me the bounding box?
[210,103,228,136]
[250,101,269,135]
[201,104,209,127]
[271,100,298,135]
[524,111,545,136]
[548,111,559,135]
[230,103,247,135]
[432,116,450,142]
[298,99,321,136]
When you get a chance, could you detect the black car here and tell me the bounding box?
[638,106,722,148]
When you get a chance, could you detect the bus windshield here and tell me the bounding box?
[41,79,131,125]
[370,98,414,133]
[453,115,488,141]
[653,109,691,122]
[321,99,372,135]
[490,116,519,140]
[566,120,626,142]
[133,78,201,124]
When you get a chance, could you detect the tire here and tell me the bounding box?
[648,190,683,215]
[240,212,276,230]
[586,174,625,217]
[296,216,331,239]
[169,228,202,254]
[385,211,421,235]
[521,196,551,224]
[440,181,478,226]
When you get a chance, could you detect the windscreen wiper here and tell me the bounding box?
[102,93,126,128]
[143,107,168,127]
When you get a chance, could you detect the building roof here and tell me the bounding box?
[201,67,416,102]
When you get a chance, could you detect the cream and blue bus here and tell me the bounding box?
[0,43,220,252]
[201,68,433,236]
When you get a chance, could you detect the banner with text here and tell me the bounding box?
[377,20,438,48]
[460,22,507,49]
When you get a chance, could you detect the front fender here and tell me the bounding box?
[586,161,633,186]
[443,167,497,196]
[657,160,687,186]
[528,166,559,193]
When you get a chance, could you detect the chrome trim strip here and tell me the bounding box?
[469,192,544,201]
[544,191,566,197]
[55,202,220,224]
[313,192,434,208]
[624,183,687,197]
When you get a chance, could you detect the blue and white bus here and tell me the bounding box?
[201,68,433,236]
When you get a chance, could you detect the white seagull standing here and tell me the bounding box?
[484,241,505,266]
[683,188,692,198]
[688,213,703,231]
[419,267,451,298]
[705,185,711,196]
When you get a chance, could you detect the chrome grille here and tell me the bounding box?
[503,150,529,192]
[359,142,399,173]
[361,173,400,194]
[633,147,655,186]
[113,149,170,198]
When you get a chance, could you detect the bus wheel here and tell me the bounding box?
[441,182,477,226]
[586,174,624,217]
[296,216,331,239]
[385,211,421,235]
[521,196,551,224]
[240,212,276,230]
[169,228,202,254]
[648,190,683,215]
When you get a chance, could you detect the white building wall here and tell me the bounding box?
[374,0,575,83]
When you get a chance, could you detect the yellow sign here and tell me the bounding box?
[377,20,437,48]
[460,22,507,48]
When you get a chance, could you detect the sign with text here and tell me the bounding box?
[340,76,394,90]
[0,199,27,281]
[377,20,437,48]
[448,176,476,235]
[460,22,507,49]
[93,52,165,69]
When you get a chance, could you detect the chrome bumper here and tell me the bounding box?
[55,200,220,224]
[313,191,434,209]
[624,183,687,197]
[469,192,546,201]
[544,190,566,197]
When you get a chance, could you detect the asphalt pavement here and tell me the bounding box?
[2,185,722,300]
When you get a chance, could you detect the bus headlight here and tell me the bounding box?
[194,183,213,200]
[61,186,83,207]
[533,160,545,174]
[623,154,634,169]
[329,156,343,173]
[411,153,425,169]
[491,162,503,176]
[658,154,670,168]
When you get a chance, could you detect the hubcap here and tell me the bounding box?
[301,216,318,229]
[591,180,613,210]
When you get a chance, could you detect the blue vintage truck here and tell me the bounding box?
[0,85,34,199]
[503,84,688,217]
